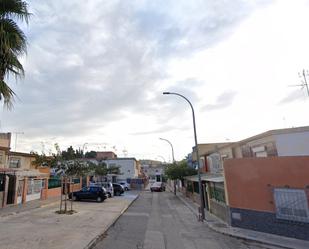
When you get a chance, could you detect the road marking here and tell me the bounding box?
[123,212,149,217]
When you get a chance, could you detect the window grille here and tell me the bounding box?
[274,188,309,223]
[9,157,21,168]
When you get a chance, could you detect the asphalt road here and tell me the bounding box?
[94,190,282,249]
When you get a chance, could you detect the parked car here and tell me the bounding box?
[89,182,114,198]
[112,183,124,196]
[101,182,114,198]
[118,181,130,191]
[69,186,107,202]
[150,182,165,192]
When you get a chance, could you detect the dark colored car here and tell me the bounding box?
[112,183,124,196]
[69,186,107,202]
[150,182,166,192]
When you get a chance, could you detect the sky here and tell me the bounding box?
[2,0,309,162]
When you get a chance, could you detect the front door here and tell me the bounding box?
[17,180,24,204]
[7,175,16,205]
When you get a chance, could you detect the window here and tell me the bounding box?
[274,188,309,223]
[241,145,252,157]
[266,142,278,156]
[0,152,4,164]
[9,157,21,168]
[209,182,226,203]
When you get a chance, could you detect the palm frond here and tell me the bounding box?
[0,79,15,109]
[0,0,29,109]
[0,18,27,54]
[0,0,31,23]
[6,52,25,77]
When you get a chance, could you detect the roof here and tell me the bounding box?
[238,126,309,145]
[9,151,36,158]
[197,125,309,156]
[0,146,10,152]
[192,143,235,158]
[105,157,137,162]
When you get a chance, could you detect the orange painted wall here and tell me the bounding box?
[47,187,62,198]
[224,157,309,212]
[47,183,82,198]
[37,167,50,174]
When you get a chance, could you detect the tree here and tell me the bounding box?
[107,165,120,175]
[0,0,30,108]
[85,150,97,159]
[31,152,57,169]
[94,162,107,176]
[165,160,197,195]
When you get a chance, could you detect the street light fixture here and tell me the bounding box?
[159,137,175,163]
[163,91,205,220]
[157,155,166,163]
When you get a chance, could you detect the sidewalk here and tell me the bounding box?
[0,196,59,218]
[171,188,309,249]
[0,192,139,249]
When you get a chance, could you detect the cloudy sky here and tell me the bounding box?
[2,0,309,161]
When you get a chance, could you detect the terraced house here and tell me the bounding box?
[184,126,309,240]
[0,133,49,208]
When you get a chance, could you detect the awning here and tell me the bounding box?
[184,173,224,183]
[0,168,48,177]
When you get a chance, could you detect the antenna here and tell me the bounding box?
[289,69,309,97]
[122,148,128,157]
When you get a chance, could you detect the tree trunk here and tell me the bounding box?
[70,177,73,212]
[174,180,176,195]
[64,177,67,213]
[60,176,63,212]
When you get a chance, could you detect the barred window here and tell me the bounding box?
[241,146,252,158]
[274,188,309,223]
[9,157,21,168]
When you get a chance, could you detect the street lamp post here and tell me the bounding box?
[82,143,88,158]
[163,91,205,220]
[159,137,175,163]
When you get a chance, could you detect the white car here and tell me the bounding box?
[118,181,130,191]
[90,182,114,198]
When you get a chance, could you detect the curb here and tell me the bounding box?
[173,190,299,249]
[84,194,140,249]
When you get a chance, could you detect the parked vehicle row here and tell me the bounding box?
[70,181,128,202]
[68,186,107,202]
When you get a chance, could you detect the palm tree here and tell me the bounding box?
[0,0,30,108]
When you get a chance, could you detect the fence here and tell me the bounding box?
[209,183,226,203]
[48,177,61,189]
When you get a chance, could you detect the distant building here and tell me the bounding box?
[96,151,117,160]
[140,160,166,182]
[104,157,139,181]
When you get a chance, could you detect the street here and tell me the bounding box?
[94,190,282,249]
